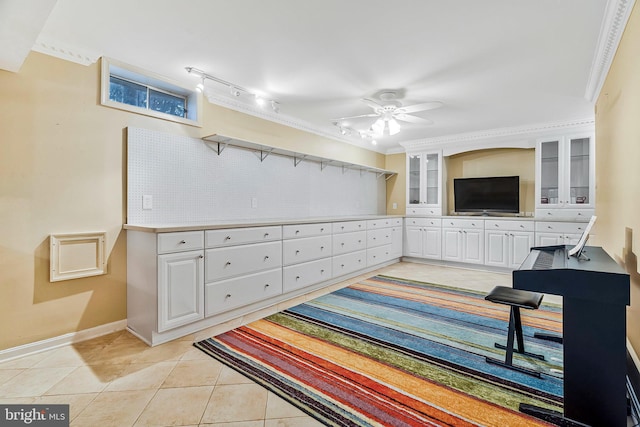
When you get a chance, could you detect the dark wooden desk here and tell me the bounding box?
[513,246,630,427]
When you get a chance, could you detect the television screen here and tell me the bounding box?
[454,176,519,214]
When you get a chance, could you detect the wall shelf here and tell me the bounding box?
[202,134,397,180]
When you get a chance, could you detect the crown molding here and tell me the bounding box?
[399,118,595,154]
[585,0,636,102]
[32,36,101,66]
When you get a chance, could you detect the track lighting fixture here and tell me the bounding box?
[185,66,279,113]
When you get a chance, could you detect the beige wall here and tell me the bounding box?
[385,153,406,215]
[595,3,640,354]
[0,52,384,351]
[445,148,536,215]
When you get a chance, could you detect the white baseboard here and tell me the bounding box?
[0,319,127,363]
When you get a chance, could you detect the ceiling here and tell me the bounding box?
[1,0,630,153]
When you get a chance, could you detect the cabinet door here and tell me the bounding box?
[566,136,593,207]
[158,251,204,332]
[425,153,440,206]
[407,154,423,205]
[462,229,484,264]
[423,227,442,259]
[442,228,462,262]
[404,226,423,257]
[539,139,561,207]
[510,232,534,268]
[485,230,508,268]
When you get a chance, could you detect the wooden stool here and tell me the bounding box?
[485,286,545,377]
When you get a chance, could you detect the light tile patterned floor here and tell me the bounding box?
[0,262,546,426]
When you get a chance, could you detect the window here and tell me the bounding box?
[101,58,201,126]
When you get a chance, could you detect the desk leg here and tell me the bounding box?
[563,298,627,426]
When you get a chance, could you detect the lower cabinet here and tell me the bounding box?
[535,221,586,246]
[484,220,534,269]
[205,268,282,316]
[441,219,484,264]
[158,250,204,332]
[404,218,441,259]
[283,258,332,292]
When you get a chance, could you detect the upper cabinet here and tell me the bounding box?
[536,134,595,220]
[406,151,445,216]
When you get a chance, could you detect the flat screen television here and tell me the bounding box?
[454,176,519,214]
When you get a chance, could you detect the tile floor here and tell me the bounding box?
[0,262,567,426]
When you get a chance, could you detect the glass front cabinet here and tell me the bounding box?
[406,150,444,216]
[535,134,595,219]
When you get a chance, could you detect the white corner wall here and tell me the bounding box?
[127,127,386,224]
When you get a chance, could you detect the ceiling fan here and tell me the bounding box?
[334,91,443,137]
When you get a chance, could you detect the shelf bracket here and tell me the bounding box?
[203,140,228,155]
[384,173,396,181]
[320,160,333,171]
[294,155,306,167]
[253,147,273,162]
[342,165,349,174]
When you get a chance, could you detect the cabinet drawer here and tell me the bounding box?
[485,219,534,232]
[205,226,281,248]
[535,221,586,235]
[283,258,332,292]
[536,209,594,221]
[367,228,393,248]
[405,217,442,227]
[332,220,366,234]
[367,218,403,230]
[205,268,282,317]
[332,231,366,255]
[283,223,331,239]
[367,245,394,266]
[206,241,282,281]
[406,207,440,216]
[157,231,204,254]
[442,219,484,230]
[283,235,332,266]
[332,251,366,277]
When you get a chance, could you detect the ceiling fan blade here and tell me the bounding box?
[395,101,443,114]
[394,114,434,125]
[362,98,384,111]
[332,113,379,122]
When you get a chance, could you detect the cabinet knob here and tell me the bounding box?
[199,255,204,259]
[296,276,300,280]
[179,240,186,244]
[264,256,270,261]
[341,242,345,246]
[296,250,300,254]
[264,284,270,289]
[320,246,324,250]
[225,294,231,299]
[341,226,345,229]
[341,264,345,268]
[264,233,269,237]
[225,261,231,266]
[320,269,325,274]
[224,236,231,240]
[295,230,300,235]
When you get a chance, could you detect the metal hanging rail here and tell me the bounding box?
[202,134,397,179]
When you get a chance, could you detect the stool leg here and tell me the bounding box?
[513,307,525,354]
[504,307,517,366]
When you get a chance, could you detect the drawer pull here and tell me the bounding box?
[179,240,186,244]
[358,240,362,243]
[264,256,270,261]
[264,284,270,289]
[320,246,324,250]
[341,226,345,230]
[296,276,300,280]
[225,294,231,299]
[320,227,325,232]
[199,255,204,259]
[320,269,325,274]
[296,250,300,254]
[264,233,269,237]
[341,264,345,268]
[341,242,345,246]
[225,261,232,266]
[295,230,300,235]
[224,236,231,241]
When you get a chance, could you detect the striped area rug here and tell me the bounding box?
[195,275,564,426]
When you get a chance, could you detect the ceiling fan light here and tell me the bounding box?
[388,119,401,135]
[372,119,385,134]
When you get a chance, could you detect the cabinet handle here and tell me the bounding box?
[224,236,231,241]
[225,261,231,266]
[179,240,186,244]
[264,284,270,289]
[295,230,300,235]
[296,250,300,254]
[463,230,467,233]
[320,246,324,250]
[358,240,362,243]
[341,226,345,230]
[547,212,552,215]
[320,227,325,232]
[296,276,300,280]
[341,242,345,246]
[264,256,270,261]
[264,233,269,237]
[199,255,204,259]
[320,269,325,274]
[225,294,231,299]
[341,264,345,268]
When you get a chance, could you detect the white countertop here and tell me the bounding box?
[124,215,404,233]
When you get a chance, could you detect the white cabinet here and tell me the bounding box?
[535,221,586,246]
[366,218,403,266]
[157,250,204,332]
[283,222,333,292]
[404,218,441,260]
[484,220,534,269]
[441,219,484,264]
[536,134,595,218]
[406,151,444,216]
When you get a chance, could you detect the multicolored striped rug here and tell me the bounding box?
[195,275,564,426]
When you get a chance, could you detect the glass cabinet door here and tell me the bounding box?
[408,154,422,205]
[568,137,590,206]
[539,140,560,205]
[425,153,439,205]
